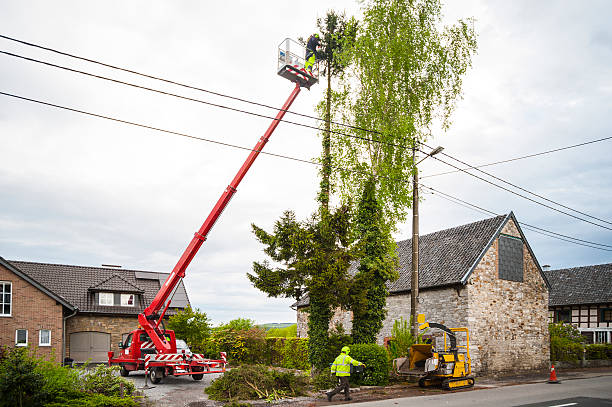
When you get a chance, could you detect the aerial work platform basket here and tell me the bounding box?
[277,38,319,89]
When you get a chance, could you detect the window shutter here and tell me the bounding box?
[499,235,523,282]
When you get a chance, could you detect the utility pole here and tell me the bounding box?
[411,144,444,338]
[411,144,420,338]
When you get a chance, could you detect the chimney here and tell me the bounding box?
[101,264,122,269]
[542,264,551,271]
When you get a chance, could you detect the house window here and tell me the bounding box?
[595,331,608,344]
[601,308,612,323]
[0,282,11,316]
[498,235,523,282]
[556,309,571,323]
[15,329,28,346]
[121,293,135,307]
[39,329,51,346]
[99,292,114,306]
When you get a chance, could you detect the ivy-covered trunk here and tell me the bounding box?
[307,294,333,371]
[351,177,397,344]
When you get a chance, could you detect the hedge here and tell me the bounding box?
[346,343,389,386]
[551,340,612,362]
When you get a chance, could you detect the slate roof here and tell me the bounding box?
[544,263,612,306]
[295,212,545,308]
[7,260,190,315]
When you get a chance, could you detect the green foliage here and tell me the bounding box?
[266,324,297,338]
[0,348,136,407]
[332,0,477,226]
[351,177,398,344]
[219,318,256,331]
[281,338,309,370]
[550,336,583,362]
[348,343,389,386]
[205,365,308,401]
[313,370,337,391]
[0,347,45,407]
[549,322,585,343]
[167,306,211,353]
[387,316,428,359]
[325,323,353,367]
[249,207,354,370]
[585,344,612,360]
[81,365,135,397]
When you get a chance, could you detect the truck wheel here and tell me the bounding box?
[150,367,164,384]
[120,366,130,377]
[192,366,204,381]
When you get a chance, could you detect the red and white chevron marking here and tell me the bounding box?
[140,341,155,349]
[144,353,227,371]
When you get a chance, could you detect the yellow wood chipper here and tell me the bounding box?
[407,314,475,390]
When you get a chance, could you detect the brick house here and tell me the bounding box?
[0,257,189,364]
[295,212,551,375]
[544,263,612,344]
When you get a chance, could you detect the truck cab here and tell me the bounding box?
[110,329,176,376]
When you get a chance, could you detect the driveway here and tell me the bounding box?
[124,370,223,407]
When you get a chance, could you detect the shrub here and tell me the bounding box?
[205,365,308,401]
[167,306,211,353]
[81,365,135,397]
[585,344,612,360]
[313,370,336,391]
[325,324,353,368]
[0,347,46,407]
[387,316,428,360]
[549,322,584,343]
[281,338,309,370]
[550,337,583,362]
[348,343,389,386]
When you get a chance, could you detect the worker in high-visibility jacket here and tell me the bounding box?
[326,346,365,401]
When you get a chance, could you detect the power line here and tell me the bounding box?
[420,184,612,250]
[2,90,611,253]
[421,150,612,232]
[421,141,612,227]
[422,135,612,178]
[5,33,610,177]
[4,48,611,233]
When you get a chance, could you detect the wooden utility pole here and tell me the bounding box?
[411,144,419,338]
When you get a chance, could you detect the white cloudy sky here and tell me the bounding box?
[1,1,611,325]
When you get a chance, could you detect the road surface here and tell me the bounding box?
[351,374,612,407]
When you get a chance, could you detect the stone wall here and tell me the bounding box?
[466,218,549,375]
[65,314,139,358]
[296,306,354,338]
[0,264,64,363]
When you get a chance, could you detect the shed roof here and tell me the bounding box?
[295,212,546,308]
[544,263,612,306]
[7,260,190,315]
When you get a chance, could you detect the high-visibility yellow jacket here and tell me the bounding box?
[330,353,362,377]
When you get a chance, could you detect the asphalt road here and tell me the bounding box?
[350,375,612,407]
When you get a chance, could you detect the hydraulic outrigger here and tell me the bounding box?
[108,40,318,384]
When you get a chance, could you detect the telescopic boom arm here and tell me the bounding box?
[138,83,302,352]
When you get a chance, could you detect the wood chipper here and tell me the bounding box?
[407,314,475,390]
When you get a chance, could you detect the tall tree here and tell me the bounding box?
[333,0,477,226]
[350,177,398,344]
[314,11,358,212]
[334,0,477,341]
[248,207,353,371]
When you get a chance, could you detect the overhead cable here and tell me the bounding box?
[2,89,611,253]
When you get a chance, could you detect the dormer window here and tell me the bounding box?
[99,292,114,306]
[121,293,135,307]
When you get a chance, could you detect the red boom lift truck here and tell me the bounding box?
[108,39,318,384]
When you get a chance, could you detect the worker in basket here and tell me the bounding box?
[326,346,366,402]
[304,33,321,75]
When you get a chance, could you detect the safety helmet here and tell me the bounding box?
[341,346,350,354]
[314,33,320,38]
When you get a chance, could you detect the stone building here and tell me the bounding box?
[295,212,551,375]
[0,257,189,364]
[545,263,612,344]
